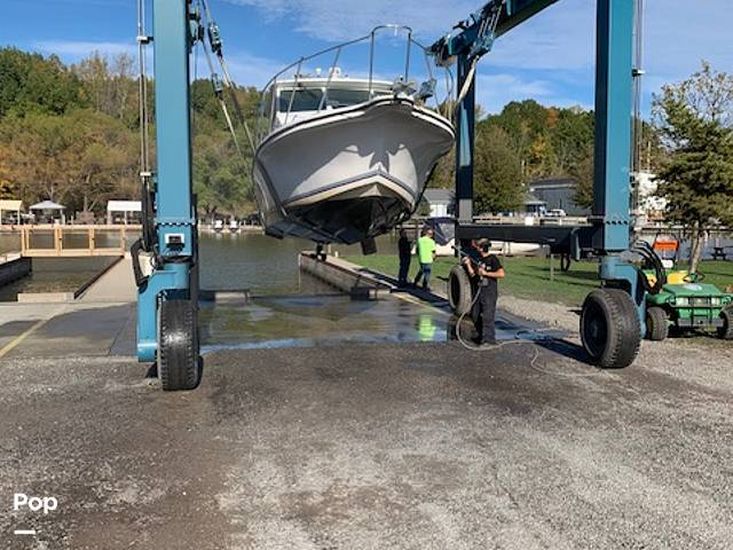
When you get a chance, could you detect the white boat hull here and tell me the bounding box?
[253,96,454,244]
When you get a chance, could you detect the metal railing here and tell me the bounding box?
[256,25,451,144]
[19,225,141,258]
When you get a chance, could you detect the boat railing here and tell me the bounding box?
[256,25,451,143]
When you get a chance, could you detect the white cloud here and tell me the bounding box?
[224,50,288,88]
[222,0,733,115]
[473,71,591,114]
[223,0,478,42]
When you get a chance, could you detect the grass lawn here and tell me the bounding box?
[344,254,733,307]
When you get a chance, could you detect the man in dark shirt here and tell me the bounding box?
[462,239,505,345]
[397,229,412,287]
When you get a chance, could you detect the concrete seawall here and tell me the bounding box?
[298,253,390,299]
[0,254,31,286]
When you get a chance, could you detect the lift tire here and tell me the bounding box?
[718,306,733,340]
[158,299,201,391]
[448,265,473,316]
[580,288,641,369]
[645,306,669,341]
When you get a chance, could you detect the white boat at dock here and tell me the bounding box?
[253,26,455,246]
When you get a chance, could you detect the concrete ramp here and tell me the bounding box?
[79,256,136,302]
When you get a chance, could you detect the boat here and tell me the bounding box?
[252,26,455,246]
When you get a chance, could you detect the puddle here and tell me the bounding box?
[200,294,450,352]
[199,294,560,353]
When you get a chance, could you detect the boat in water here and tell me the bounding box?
[253,26,455,246]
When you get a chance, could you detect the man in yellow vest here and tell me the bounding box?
[413,227,437,291]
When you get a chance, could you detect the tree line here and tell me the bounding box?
[428,98,665,213]
[0,47,258,219]
[0,47,731,270]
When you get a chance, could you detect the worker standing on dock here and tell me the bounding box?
[463,239,505,346]
[413,228,437,291]
[397,229,412,287]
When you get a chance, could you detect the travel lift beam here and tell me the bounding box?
[432,0,645,368]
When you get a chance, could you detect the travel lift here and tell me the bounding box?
[435,0,646,370]
[134,0,645,391]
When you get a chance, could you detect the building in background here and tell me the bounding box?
[422,189,454,218]
[0,200,23,224]
[527,178,590,216]
[523,192,547,216]
[633,171,666,222]
[107,200,142,225]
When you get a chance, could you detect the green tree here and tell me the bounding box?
[570,146,595,209]
[473,125,523,214]
[0,109,138,212]
[73,52,139,126]
[653,61,733,272]
[0,48,85,116]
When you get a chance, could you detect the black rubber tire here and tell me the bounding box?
[158,299,201,391]
[580,288,641,369]
[448,264,473,316]
[645,306,669,341]
[718,306,733,340]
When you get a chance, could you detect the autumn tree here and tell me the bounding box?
[653,61,733,272]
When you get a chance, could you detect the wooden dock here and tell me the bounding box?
[17,224,140,258]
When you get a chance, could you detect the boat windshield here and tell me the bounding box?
[278,87,376,113]
[278,89,324,112]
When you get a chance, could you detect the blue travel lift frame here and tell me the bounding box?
[136,0,645,390]
[434,0,645,368]
[135,0,202,390]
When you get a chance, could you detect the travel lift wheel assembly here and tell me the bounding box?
[438,0,646,369]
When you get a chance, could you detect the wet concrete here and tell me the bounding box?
[1,294,540,359]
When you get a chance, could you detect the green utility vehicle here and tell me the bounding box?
[645,272,733,341]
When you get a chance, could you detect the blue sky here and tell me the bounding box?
[2,0,732,116]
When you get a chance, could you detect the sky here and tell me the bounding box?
[1,0,732,116]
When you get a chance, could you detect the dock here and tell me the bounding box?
[78,256,137,302]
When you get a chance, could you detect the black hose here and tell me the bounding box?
[130,238,149,290]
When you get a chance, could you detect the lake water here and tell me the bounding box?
[2,228,730,301]
[198,232,398,295]
[0,231,400,300]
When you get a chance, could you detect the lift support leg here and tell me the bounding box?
[579,0,642,368]
[136,0,201,390]
[442,0,644,369]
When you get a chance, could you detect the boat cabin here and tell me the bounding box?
[263,74,395,130]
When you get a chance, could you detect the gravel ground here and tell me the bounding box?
[499,293,733,393]
[1,296,731,549]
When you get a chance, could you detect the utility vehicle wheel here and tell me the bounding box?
[718,306,733,340]
[645,306,669,341]
[448,265,473,316]
[580,288,641,369]
[158,299,201,391]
